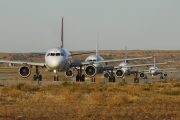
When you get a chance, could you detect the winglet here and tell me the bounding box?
[60,17,63,48]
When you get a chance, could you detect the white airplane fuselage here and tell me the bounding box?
[45,47,71,71]
[148,66,159,76]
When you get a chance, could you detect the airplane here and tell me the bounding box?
[0,17,98,81]
[139,56,176,79]
[0,17,150,81]
[103,47,167,83]
[66,38,153,82]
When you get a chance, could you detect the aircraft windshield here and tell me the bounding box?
[47,53,64,56]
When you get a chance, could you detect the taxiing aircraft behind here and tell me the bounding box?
[139,56,176,79]
[103,47,166,82]
[67,38,153,82]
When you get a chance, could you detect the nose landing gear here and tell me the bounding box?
[54,70,59,81]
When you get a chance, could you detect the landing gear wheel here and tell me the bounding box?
[39,75,42,81]
[160,76,164,79]
[113,76,115,82]
[33,66,42,81]
[81,75,85,82]
[76,75,80,81]
[109,77,112,82]
[92,77,95,82]
[134,78,139,83]
[54,76,59,81]
[33,75,37,81]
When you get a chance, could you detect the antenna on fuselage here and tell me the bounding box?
[60,17,63,48]
[96,33,99,56]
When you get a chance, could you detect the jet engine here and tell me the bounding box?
[18,65,31,78]
[139,72,146,78]
[84,65,97,77]
[104,72,109,78]
[115,69,124,77]
[163,73,167,77]
[65,69,73,77]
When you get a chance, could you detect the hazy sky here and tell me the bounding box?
[0,0,180,52]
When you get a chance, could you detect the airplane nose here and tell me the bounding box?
[47,58,62,69]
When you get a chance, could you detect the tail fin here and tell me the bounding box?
[96,33,99,56]
[60,17,63,48]
[153,55,156,67]
[124,46,128,63]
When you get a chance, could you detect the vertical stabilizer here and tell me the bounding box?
[124,46,127,63]
[154,55,156,67]
[60,17,63,48]
[96,33,99,56]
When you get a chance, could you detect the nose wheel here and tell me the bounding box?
[54,70,59,81]
[33,66,42,81]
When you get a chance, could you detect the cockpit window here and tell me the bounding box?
[51,53,55,56]
[93,59,97,61]
[47,53,50,56]
[47,53,64,56]
[56,53,60,56]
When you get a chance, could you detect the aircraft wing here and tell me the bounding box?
[92,56,152,64]
[0,60,45,67]
[157,68,176,71]
[70,52,95,57]
[130,62,167,67]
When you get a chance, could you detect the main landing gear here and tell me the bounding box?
[134,73,139,83]
[91,77,95,82]
[33,66,42,81]
[109,69,115,82]
[76,66,85,82]
[160,75,164,79]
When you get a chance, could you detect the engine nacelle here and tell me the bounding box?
[104,72,109,78]
[84,65,97,77]
[19,65,31,78]
[139,72,146,78]
[163,73,168,77]
[65,69,73,77]
[115,69,124,77]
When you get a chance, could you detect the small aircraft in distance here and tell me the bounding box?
[139,56,176,79]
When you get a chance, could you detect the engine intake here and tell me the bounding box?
[115,69,124,77]
[104,72,109,78]
[139,72,146,78]
[65,69,73,77]
[164,73,167,77]
[19,65,31,78]
[84,65,96,77]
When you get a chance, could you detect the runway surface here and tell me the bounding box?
[0,72,179,86]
